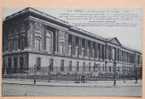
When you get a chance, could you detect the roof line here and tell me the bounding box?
[4,7,141,53]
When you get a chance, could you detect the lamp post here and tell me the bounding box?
[48,65,50,82]
[33,64,37,85]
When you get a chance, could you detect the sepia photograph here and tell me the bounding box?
[2,7,143,96]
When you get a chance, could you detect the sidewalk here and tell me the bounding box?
[3,78,142,88]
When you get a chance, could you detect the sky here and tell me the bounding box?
[3,7,143,51]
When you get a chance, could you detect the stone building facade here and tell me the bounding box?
[3,7,142,80]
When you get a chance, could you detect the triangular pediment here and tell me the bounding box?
[109,37,122,46]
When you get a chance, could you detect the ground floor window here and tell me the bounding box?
[93,65,97,72]
[60,59,64,72]
[69,61,72,71]
[36,57,41,71]
[49,59,53,72]
[109,66,112,72]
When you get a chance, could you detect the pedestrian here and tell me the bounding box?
[34,79,36,85]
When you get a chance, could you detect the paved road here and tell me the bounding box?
[2,83,142,96]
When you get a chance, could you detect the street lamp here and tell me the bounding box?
[48,65,50,82]
[33,64,37,85]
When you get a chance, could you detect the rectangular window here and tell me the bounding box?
[82,39,85,48]
[75,37,79,46]
[20,35,25,50]
[35,38,41,51]
[68,34,72,44]
[69,61,72,71]
[49,59,53,72]
[76,61,79,72]
[36,57,41,71]
[60,60,64,72]
[109,66,112,72]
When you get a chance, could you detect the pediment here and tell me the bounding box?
[109,37,122,46]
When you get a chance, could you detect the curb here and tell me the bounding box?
[3,82,141,88]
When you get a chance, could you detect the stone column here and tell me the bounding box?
[78,38,81,58]
[96,43,99,60]
[65,32,68,56]
[100,44,102,60]
[85,40,88,58]
[106,45,109,60]
[72,35,75,57]
[26,20,34,50]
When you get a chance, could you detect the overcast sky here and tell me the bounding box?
[3,7,143,51]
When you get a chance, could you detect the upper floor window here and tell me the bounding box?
[35,38,41,51]
[82,39,85,48]
[46,33,52,53]
[68,34,72,44]
[20,35,26,50]
[75,37,79,46]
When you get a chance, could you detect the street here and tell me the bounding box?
[2,80,142,96]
